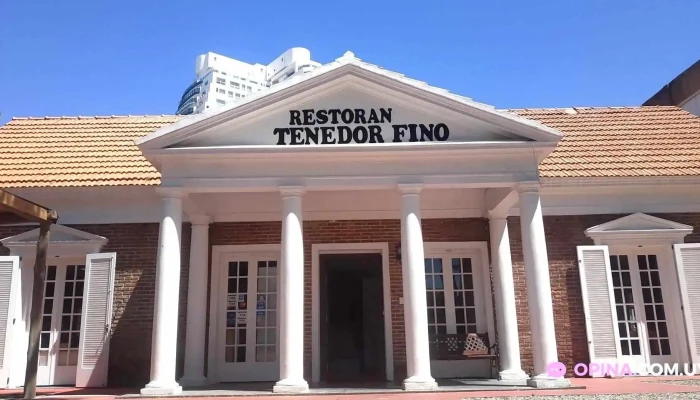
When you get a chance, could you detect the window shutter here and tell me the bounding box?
[76,253,116,387]
[577,246,620,368]
[673,244,700,364]
[0,256,20,389]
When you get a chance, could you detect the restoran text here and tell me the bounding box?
[273,108,450,145]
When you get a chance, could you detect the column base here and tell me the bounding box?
[526,375,571,388]
[140,380,183,396]
[498,368,529,384]
[273,378,309,394]
[403,376,438,391]
[178,375,208,388]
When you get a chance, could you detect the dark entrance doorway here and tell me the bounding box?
[319,253,385,383]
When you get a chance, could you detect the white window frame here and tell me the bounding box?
[310,242,393,383]
[0,225,107,388]
[423,242,495,379]
[208,244,281,384]
[423,242,495,343]
[607,245,684,365]
[583,213,694,366]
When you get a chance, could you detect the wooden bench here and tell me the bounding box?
[428,333,498,368]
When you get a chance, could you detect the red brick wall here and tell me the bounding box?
[210,218,490,381]
[3,212,699,386]
[507,213,700,377]
[0,222,191,387]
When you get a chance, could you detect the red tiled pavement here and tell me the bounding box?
[4,377,700,399]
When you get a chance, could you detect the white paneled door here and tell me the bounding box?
[37,260,86,386]
[216,253,280,382]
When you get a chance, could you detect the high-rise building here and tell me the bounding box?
[176,48,321,115]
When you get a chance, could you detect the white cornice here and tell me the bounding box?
[542,176,700,188]
[585,213,693,246]
[149,141,554,158]
[0,224,108,257]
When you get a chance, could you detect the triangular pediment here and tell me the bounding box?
[586,213,693,234]
[138,52,562,151]
[1,224,107,247]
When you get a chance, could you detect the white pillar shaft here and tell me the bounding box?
[143,197,183,394]
[489,217,527,380]
[274,193,308,393]
[519,190,559,377]
[181,222,209,386]
[400,190,436,390]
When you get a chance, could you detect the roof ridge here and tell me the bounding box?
[11,114,180,121]
[501,105,682,112]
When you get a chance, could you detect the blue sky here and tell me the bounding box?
[1,1,699,123]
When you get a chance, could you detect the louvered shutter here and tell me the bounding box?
[577,246,620,370]
[673,244,700,365]
[0,256,20,389]
[76,253,116,387]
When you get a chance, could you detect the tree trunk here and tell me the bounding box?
[23,222,50,399]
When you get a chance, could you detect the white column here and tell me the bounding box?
[273,187,309,394]
[142,195,184,395]
[180,216,211,387]
[399,184,437,391]
[516,183,570,388]
[488,213,528,382]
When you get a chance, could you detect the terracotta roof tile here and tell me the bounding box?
[1,107,699,188]
[506,106,700,178]
[0,115,182,187]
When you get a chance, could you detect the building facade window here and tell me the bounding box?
[228,91,234,98]
[217,88,226,94]
[578,213,695,369]
[424,256,478,336]
[216,77,226,85]
[217,99,226,105]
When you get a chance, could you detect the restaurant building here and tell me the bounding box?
[1,51,700,395]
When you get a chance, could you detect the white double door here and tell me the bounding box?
[37,259,86,386]
[609,249,678,367]
[215,252,280,382]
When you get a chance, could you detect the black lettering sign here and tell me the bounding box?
[275,108,449,145]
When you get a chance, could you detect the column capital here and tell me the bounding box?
[156,187,188,199]
[514,181,541,194]
[487,210,509,221]
[189,215,212,226]
[279,186,306,198]
[398,184,423,195]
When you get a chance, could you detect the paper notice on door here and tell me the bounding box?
[237,311,247,325]
[227,294,237,309]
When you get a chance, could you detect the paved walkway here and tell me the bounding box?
[3,377,700,399]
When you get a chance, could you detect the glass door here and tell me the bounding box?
[610,251,675,367]
[36,260,86,386]
[635,253,674,365]
[609,254,647,367]
[217,253,279,382]
[424,250,491,379]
